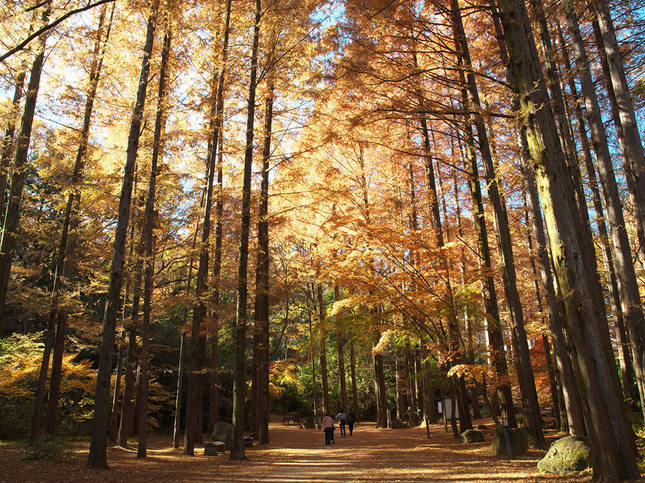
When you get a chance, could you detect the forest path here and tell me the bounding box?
[0,419,590,482]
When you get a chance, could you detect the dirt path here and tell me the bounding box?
[0,421,591,482]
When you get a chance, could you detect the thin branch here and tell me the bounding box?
[0,0,116,63]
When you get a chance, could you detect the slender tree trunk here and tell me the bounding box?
[309,310,318,422]
[254,84,273,445]
[335,286,347,414]
[554,19,635,403]
[563,1,645,416]
[137,13,171,457]
[173,332,186,448]
[496,0,638,477]
[592,0,645,265]
[451,0,541,442]
[208,2,231,435]
[489,0,585,437]
[184,0,231,455]
[0,2,51,323]
[350,341,358,421]
[44,4,114,438]
[522,188,560,427]
[230,0,260,461]
[318,283,330,416]
[373,349,387,428]
[588,19,638,399]
[456,110,515,428]
[405,342,418,425]
[415,77,471,432]
[395,350,405,420]
[88,0,159,468]
[109,313,126,442]
[589,15,644,408]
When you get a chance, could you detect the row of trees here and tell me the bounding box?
[1,0,644,479]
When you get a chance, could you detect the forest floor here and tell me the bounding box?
[0,418,593,482]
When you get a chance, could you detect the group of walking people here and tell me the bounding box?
[322,408,355,445]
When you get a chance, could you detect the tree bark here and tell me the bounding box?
[87,0,159,468]
[253,84,273,445]
[496,0,639,478]
[335,286,347,414]
[592,0,645,266]
[350,341,359,421]
[373,349,387,428]
[450,0,542,442]
[588,14,645,409]
[230,0,261,461]
[137,12,171,457]
[318,283,330,416]
[44,3,114,438]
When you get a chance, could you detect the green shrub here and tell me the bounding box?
[23,435,70,461]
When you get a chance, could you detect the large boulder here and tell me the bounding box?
[491,425,529,456]
[460,429,485,443]
[537,436,590,475]
[211,422,233,449]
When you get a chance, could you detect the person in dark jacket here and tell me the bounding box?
[347,408,355,436]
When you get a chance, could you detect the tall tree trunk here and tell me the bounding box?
[309,309,318,422]
[335,286,347,414]
[184,0,231,455]
[415,72,471,432]
[87,0,159,468]
[563,0,645,416]
[173,332,186,448]
[489,0,585,437]
[589,15,644,408]
[451,0,541,442]
[522,188,560,428]
[350,341,359,421]
[318,283,330,416]
[592,0,645,266]
[395,349,406,420]
[555,19,635,403]
[254,84,273,445]
[44,4,114,438]
[208,0,231,435]
[373,349,387,428]
[0,2,51,324]
[137,13,171,457]
[455,105,515,428]
[230,0,260,461]
[405,342,418,425]
[496,0,638,478]
[118,191,148,448]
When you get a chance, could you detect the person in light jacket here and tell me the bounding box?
[335,409,347,436]
[322,413,335,444]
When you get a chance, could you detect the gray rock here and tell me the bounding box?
[537,436,590,475]
[211,422,233,449]
[490,425,529,456]
[460,429,485,443]
[477,424,487,430]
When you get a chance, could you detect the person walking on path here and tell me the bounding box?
[322,413,335,445]
[347,408,355,436]
[336,409,347,436]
